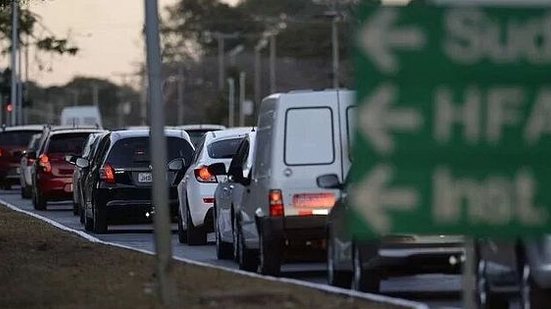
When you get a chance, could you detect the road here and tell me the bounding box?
[0,189,463,308]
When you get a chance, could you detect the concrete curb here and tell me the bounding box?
[1,199,428,309]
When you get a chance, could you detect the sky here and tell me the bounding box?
[19,0,406,87]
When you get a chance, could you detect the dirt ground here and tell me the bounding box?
[0,205,405,309]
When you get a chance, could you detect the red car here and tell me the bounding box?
[0,125,44,190]
[31,127,103,210]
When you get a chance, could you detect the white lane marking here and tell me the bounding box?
[0,198,427,309]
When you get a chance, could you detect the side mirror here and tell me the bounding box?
[65,155,77,165]
[75,158,90,169]
[316,174,342,190]
[168,158,186,171]
[27,151,37,160]
[208,162,227,176]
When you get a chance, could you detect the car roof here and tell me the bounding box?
[1,125,45,132]
[48,129,105,136]
[178,124,226,131]
[109,129,192,144]
[264,89,355,101]
[206,127,255,141]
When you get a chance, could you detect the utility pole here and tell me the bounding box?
[10,0,19,126]
[144,0,176,307]
[214,32,239,91]
[254,39,268,110]
[227,78,235,127]
[239,72,245,127]
[331,0,340,89]
[92,84,99,106]
[269,34,276,94]
[177,66,184,124]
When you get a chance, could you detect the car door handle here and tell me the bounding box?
[223,187,229,192]
[229,185,234,190]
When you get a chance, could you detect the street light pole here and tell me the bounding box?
[254,39,268,110]
[239,72,246,127]
[144,0,176,307]
[227,78,235,127]
[177,67,184,124]
[269,34,276,93]
[331,13,340,89]
[217,34,224,91]
[10,0,19,126]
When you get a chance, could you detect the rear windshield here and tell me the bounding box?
[106,136,193,168]
[285,107,335,165]
[187,131,209,147]
[46,133,92,155]
[0,131,41,147]
[28,135,42,151]
[207,138,243,159]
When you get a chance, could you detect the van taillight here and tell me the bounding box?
[38,154,51,173]
[100,164,115,183]
[269,189,284,217]
[194,166,216,183]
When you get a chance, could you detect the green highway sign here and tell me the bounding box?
[351,5,551,237]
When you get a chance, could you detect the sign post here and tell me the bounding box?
[353,5,551,307]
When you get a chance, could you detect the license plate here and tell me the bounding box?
[16,167,20,174]
[138,172,152,183]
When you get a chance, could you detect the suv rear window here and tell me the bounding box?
[285,107,335,165]
[207,138,243,159]
[106,136,193,168]
[0,131,41,147]
[46,133,92,155]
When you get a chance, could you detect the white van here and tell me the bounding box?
[60,106,102,128]
[235,89,355,275]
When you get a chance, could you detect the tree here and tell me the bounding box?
[0,1,78,56]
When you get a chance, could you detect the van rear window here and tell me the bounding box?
[284,107,334,165]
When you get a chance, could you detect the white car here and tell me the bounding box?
[177,127,254,245]
[19,133,42,199]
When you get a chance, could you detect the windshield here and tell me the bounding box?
[46,133,92,155]
[106,136,193,168]
[0,131,42,147]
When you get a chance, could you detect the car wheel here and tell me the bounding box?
[186,201,206,246]
[84,206,94,232]
[21,185,31,199]
[477,259,508,309]
[521,262,551,309]
[258,223,282,276]
[238,223,258,272]
[327,231,352,288]
[177,209,188,244]
[214,209,233,260]
[92,199,108,234]
[79,204,85,224]
[33,188,47,210]
[352,244,380,292]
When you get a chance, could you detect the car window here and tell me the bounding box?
[28,134,42,151]
[192,135,206,163]
[106,136,193,168]
[0,130,42,147]
[229,139,248,172]
[284,107,335,165]
[207,137,243,159]
[81,136,96,159]
[46,133,92,155]
[346,106,357,162]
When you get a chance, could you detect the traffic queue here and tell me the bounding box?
[0,89,548,307]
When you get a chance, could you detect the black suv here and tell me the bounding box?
[79,129,194,233]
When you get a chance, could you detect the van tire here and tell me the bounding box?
[258,223,282,276]
[186,204,206,246]
[238,223,258,272]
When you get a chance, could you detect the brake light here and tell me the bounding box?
[194,166,216,183]
[100,163,115,183]
[38,154,51,173]
[269,189,284,217]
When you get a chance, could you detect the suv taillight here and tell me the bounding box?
[194,166,216,183]
[269,189,284,217]
[38,154,51,173]
[99,164,115,183]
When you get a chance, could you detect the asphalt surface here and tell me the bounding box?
[0,188,465,308]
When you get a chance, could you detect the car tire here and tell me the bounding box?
[258,223,282,276]
[477,259,508,309]
[93,199,108,234]
[33,189,47,211]
[21,185,31,199]
[79,205,85,224]
[232,212,240,263]
[73,201,80,216]
[177,210,188,244]
[352,244,380,293]
[238,222,258,272]
[521,262,551,309]
[186,202,206,246]
[327,231,352,288]
[84,208,94,232]
[214,209,233,260]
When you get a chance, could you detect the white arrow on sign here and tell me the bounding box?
[359,8,426,74]
[351,164,418,234]
[360,83,423,155]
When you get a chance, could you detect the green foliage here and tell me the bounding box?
[0,1,78,55]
